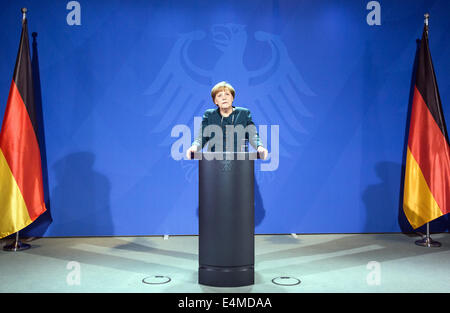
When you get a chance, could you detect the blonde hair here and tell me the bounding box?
[211,81,235,103]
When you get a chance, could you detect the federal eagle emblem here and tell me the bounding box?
[144,23,315,159]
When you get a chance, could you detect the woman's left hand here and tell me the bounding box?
[257,146,268,160]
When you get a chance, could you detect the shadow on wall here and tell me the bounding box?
[359,42,409,233]
[48,152,113,236]
[362,162,412,233]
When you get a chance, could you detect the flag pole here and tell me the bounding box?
[415,223,441,247]
[413,13,442,248]
[3,231,31,251]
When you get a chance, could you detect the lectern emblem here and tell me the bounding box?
[221,160,233,172]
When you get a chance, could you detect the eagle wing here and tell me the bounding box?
[246,31,316,156]
[144,31,213,145]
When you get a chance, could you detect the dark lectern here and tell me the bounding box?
[194,152,258,287]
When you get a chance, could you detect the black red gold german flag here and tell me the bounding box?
[403,25,450,229]
[0,17,46,238]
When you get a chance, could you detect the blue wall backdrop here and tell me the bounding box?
[0,0,449,236]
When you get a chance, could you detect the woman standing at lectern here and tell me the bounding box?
[186,81,268,159]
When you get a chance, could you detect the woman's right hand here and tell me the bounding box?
[186,145,198,159]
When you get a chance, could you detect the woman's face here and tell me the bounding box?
[214,88,234,110]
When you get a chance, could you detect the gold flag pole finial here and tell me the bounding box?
[21,8,27,20]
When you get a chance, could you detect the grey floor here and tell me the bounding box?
[1,233,449,293]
